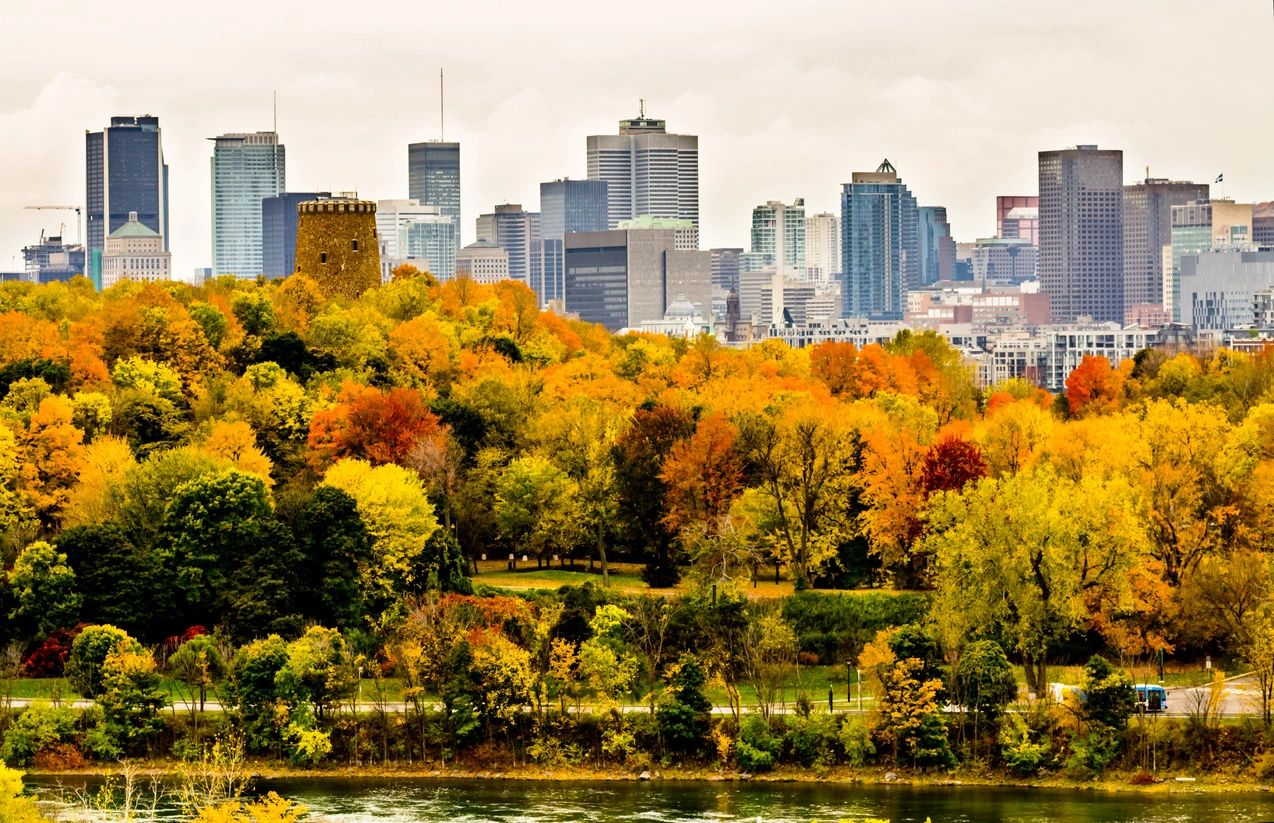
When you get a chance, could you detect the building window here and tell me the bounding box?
[320,252,328,264]
[351,239,359,251]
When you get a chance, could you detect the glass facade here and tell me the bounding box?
[533,179,608,304]
[404,219,456,280]
[840,168,918,321]
[564,239,628,330]
[86,116,168,288]
[211,133,285,277]
[407,141,461,233]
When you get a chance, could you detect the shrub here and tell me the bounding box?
[998,714,1051,776]
[65,625,143,698]
[1082,655,1135,732]
[656,654,712,756]
[1,706,78,767]
[1066,726,1121,778]
[838,716,876,766]
[736,715,780,772]
[783,713,839,768]
[22,626,80,677]
[285,725,332,767]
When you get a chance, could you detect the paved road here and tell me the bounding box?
[1164,673,1264,717]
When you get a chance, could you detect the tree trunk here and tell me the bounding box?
[1022,655,1047,697]
[597,523,610,586]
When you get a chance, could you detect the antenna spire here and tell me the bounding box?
[639,98,645,118]
[273,90,278,133]
[440,68,445,142]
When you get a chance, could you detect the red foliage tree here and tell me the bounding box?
[660,412,743,536]
[308,382,443,468]
[921,436,989,496]
[1065,354,1126,417]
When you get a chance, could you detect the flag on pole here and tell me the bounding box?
[1215,173,1224,183]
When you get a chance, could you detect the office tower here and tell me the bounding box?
[210,131,285,277]
[407,141,461,234]
[917,206,956,285]
[22,233,85,283]
[1166,199,1254,322]
[586,109,699,246]
[294,198,380,299]
[996,196,1038,240]
[476,204,540,282]
[532,178,608,304]
[456,241,510,284]
[840,159,919,320]
[742,199,805,277]
[1121,177,1208,318]
[1001,206,1039,245]
[377,199,457,280]
[100,211,171,289]
[805,213,840,283]
[710,247,743,292]
[564,228,710,331]
[1038,145,1124,322]
[86,115,170,288]
[262,192,331,278]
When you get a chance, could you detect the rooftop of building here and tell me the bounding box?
[109,212,160,239]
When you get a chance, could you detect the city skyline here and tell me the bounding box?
[2,0,1273,278]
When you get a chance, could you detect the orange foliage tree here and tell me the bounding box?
[308,383,443,469]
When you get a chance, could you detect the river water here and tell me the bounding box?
[26,776,1274,822]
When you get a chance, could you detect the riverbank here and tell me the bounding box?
[21,761,1274,796]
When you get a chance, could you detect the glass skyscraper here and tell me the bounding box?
[530,178,608,304]
[211,132,285,278]
[917,206,956,285]
[86,115,169,288]
[407,141,461,236]
[744,199,806,277]
[840,160,918,320]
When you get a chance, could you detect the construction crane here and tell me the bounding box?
[24,206,82,245]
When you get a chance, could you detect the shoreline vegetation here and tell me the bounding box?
[19,761,1274,794]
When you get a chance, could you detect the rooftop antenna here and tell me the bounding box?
[639,98,645,118]
[440,68,445,141]
[273,90,278,133]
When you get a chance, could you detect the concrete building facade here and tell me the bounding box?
[1038,145,1124,322]
[586,112,698,246]
[805,212,841,284]
[456,240,510,284]
[1178,249,1274,331]
[100,211,171,289]
[1122,177,1208,316]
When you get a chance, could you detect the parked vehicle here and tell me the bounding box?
[1135,683,1168,713]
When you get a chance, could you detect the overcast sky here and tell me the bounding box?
[1,0,1272,278]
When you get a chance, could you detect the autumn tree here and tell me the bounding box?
[307,383,443,469]
[17,395,86,530]
[1065,354,1129,417]
[926,468,1148,694]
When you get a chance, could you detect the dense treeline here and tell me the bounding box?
[0,270,1273,780]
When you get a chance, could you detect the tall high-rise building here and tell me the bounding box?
[586,110,698,246]
[407,141,461,236]
[917,206,956,285]
[377,199,457,280]
[1038,145,1124,322]
[531,178,608,304]
[476,204,541,283]
[840,159,919,321]
[210,131,285,277]
[804,213,840,283]
[86,115,170,288]
[1121,177,1209,318]
[262,192,331,279]
[743,199,805,277]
